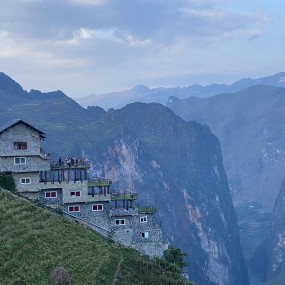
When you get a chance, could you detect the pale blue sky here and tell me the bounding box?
[0,0,284,98]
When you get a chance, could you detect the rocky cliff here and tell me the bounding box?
[75,103,248,285]
[253,178,285,284]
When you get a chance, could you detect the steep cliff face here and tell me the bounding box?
[261,178,285,284]
[167,85,285,211]
[79,103,248,285]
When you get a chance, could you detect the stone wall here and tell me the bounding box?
[40,188,63,207]
[0,123,44,157]
[0,156,50,172]
[63,201,111,234]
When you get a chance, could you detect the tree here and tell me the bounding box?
[50,267,71,285]
[0,172,16,192]
[163,246,187,272]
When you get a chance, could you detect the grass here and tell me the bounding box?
[0,188,192,285]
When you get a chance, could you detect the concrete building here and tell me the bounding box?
[0,119,168,257]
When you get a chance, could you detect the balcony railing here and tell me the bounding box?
[109,207,138,217]
[88,178,112,187]
[138,205,157,214]
[50,161,90,169]
[111,192,138,201]
[40,147,50,160]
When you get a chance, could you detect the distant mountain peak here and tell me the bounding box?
[131,85,150,92]
[0,72,25,94]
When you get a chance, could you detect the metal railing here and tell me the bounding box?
[88,178,112,187]
[50,161,90,169]
[138,204,157,214]
[111,192,138,201]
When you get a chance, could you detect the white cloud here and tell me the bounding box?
[0,0,282,98]
[70,0,104,6]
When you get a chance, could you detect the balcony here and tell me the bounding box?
[109,207,138,217]
[40,147,50,160]
[50,160,90,170]
[88,178,112,187]
[111,192,138,201]
[138,205,157,215]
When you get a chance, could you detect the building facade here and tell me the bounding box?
[0,119,168,257]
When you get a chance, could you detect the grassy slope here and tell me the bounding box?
[0,188,191,285]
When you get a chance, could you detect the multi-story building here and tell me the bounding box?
[0,119,168,257]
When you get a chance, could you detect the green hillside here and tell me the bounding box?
[0,188,191,285]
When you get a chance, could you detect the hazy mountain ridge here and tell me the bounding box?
[0,72,248,285]
[75,72,285,110]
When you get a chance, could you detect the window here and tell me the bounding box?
[20,178,31,184]
[68,205,80,212]
[14,157,26,165]
[70,191,81,197]
[115,219,126,226]
[13,142,27,150]
[92,204,103,211]
[45,191,57,198]
[140,216,148,223]
[141,232,149,239]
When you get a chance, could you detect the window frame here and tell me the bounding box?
[92,204,104,211]
[115,218,126,226]
[13,142,27,150]
[69,191,81,198]
[20,177,31,184]
[68,205,80,212]
[141,231,149,239]
[140,216,148,223]
[14,157,26,165]
[45,191,57,198]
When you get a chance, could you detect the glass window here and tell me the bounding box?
[70,191,81,197]
[140,216,148,223]
[115,219,126,225]
[68,205,80,212]
[45,191,57,198]
[14,157,26,165]
[92,204,103,211]
[13,142,27,150]
[20,178,31,184]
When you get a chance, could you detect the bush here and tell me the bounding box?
[0,172,16,192]
[163,246,187,272]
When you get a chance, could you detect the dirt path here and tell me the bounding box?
[112,250,123,285]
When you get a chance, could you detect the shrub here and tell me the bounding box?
[0,172,16,192]
[163,246,187,272]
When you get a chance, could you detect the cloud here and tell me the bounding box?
[0,0,277,97]
[0,0,268,44]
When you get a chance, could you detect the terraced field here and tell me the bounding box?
[0,188,191,285]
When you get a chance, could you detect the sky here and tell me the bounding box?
[0,0,284,98]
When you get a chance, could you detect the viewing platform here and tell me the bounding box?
[50,160,90,170]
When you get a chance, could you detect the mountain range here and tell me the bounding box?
[75,72,285,109]
[0,72,248,285]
